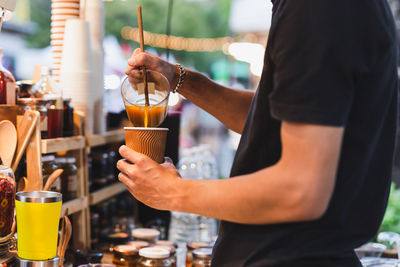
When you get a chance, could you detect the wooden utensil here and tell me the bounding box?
[12,110,39,172]
[0,120,17,167]
[59,215,72,267]
[43,169,63,191]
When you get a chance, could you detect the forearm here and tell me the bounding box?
[179,69,254,134]
[173,164,318,224]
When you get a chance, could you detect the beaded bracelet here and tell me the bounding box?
[173,63,186,93]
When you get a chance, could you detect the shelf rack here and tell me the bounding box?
[25,112,126,249]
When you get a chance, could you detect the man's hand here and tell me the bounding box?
[117,145,183,211]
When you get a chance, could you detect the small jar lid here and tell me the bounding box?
[150,245,175,255]
[126,240,150,249]
[192,248,213,259]
[67,157,76,164]
[42,155,56,162]
[139,247,170,259]
[187,241,211,250]
[113,245,138,256]
[132,228,160,240]
[155,240,177,248]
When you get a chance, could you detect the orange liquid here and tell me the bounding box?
[125,105,167,127]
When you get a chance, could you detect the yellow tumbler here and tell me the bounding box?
[15,191,62,260]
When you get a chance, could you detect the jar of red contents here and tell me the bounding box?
[0,166,15,252]
[185,242,211,267]
[191,248,212,267]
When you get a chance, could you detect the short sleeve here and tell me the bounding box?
[269,1,358,127]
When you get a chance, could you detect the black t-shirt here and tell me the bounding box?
[212,1,398,266]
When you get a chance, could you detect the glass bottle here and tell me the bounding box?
[0,166,15,256]
[31,66,59,100]
[186,242,211,267]
[137,247,171,267]
[47,98,64,139]
[63,98,74,137]
[0,48,16,105]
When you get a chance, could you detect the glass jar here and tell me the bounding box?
[0,166,15,255]
[186,242,211,267]
[112,244,140,267]
[132,228,160,244]
[42,155,61,192]
[150,245,176,267]
[126,241,150,250]
[92,149,108,190]
[191,248,212,267]
[59,157,78,201]
[137,247,171,267]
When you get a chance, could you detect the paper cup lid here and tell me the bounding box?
[132,228,160,239]
[139,247,169,259]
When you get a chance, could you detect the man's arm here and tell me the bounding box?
[117,122,344,224]
[126,49,254,133]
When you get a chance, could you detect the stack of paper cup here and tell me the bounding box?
[60,18,94,134]
[85,0,106,134]
[51,0,80,82]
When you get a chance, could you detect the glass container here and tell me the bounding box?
[0,166,15,255]
[137,247,171,267]
[191,248,212,267]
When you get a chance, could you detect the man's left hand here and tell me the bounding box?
[117,145,183,211]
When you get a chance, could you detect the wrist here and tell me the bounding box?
[171,178,191,212]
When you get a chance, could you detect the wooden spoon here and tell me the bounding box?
[12,110,38,172]
[0,120,17,167]
[59,216,72,267]
[43,169,63,191]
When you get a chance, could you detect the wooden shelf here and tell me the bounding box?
[89,183,127,205]
[88,130,124,147]
[41,136,86,154]
[61,196,88,217]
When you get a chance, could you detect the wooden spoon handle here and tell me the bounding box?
[43,169,63,191]
[60,216,72,267]
[12,111,38,172]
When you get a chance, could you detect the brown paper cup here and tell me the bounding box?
[124,127,168,163]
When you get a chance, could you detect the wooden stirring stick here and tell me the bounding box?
[137,5,150,107]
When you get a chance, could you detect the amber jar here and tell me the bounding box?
[192,248,212,267]
[186,242,211,267]
[112,244,140,267]
[137,247,171,267]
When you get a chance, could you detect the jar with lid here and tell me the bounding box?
[58,157,78,201]
[92,149,108,190]
[150,245,176,267]
[186,242,211,267]
[112,244,140,267]
[132,228,160,244]
[42,154,60,192]
[191,248,212,267]
[137,247,171,267]
[0,166,15,255]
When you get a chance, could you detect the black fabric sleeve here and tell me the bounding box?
[269,1,359,127]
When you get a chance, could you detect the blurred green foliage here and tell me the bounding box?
[26,0,232,74]
[380,183,400,234]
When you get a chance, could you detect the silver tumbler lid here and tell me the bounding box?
[16,191,62,203]
[17,257,60,267]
